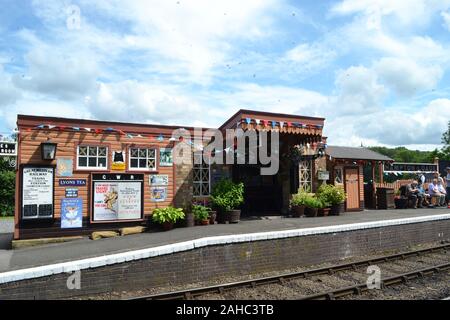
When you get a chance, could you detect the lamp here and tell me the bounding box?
[41,141,57,160]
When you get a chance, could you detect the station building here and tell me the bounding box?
[13,110,392,240]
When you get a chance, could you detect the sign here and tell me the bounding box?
[61,198,83,229]
[112,150,126,171]
[22,166,54,219]
[160,148,173,166]
[59,179,87,186]
[318,171,330,180]
[92,174,143,222]
[65,188,79,198]
[56,158,73,177]
[384,163,438,174]
[0,142,17,156]
[149,174,169,186]
[151,187,167,202]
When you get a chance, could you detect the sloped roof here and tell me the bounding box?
[326,146,393,161]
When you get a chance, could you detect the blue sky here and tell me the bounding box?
[1,0,450,150]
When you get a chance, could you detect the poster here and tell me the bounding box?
[151,187,167,202]
[22,167,54,219]
[93,179,142,221]
[56,158,73,177]
[149,174,169,186]
[61,198,83,229]
[112,150,126,171]
[159,148,173,166]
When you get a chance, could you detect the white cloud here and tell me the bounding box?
[0,65,21,107]
[374,58,443,97]
[284,42,337,73]
[442,10,450,31]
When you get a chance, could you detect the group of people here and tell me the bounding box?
[405,167,450,209]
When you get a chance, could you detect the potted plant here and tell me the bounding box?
[317,184,346,216]
[304,196,322,217]
[317,199,331,217]
[192,204,210,225]
[211,179,244,224]
[290,191,309,217]
[152,207,185,231]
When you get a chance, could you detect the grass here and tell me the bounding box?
[0,216,14,220]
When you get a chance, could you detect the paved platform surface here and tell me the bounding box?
[0,208,448,273]
[0,218,13,234]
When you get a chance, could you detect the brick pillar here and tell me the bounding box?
[173,145,194,210]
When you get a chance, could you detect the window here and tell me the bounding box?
[193,152,210,196]
[77,146,108,170]
[129,147,157,171]
[334,168,343,184]
[299,160,312,192]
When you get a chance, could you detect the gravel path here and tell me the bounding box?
[0,218,14,234]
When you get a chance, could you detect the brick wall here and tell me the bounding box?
[0,219,449,299]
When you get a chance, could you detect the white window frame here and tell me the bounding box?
[193,153,211,197]
[299,159,312,192]
[128,147,158,171]
[76,145,108,171]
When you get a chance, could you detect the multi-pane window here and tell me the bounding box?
[298,160,312,192]
[129,148,157,170]
[77,146,108,169]
[334,168,343,184]
[193,152,210,196]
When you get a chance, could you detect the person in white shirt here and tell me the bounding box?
[437,179,447,206]
[428,179,443,207]
[445,167,450,206]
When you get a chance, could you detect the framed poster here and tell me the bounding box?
[21,166,54,220]
[159,148,173,166]
[56,158,73,177]
[61,198,83,229]
[151,187,167,202]
[111,150,126,171]
[92,174,144,222]
[149,174,169,186]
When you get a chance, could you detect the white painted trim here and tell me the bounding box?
[0,213,449,285]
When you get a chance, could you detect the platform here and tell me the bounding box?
[0,208,448,276]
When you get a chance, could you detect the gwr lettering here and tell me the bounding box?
[220,304,274,315]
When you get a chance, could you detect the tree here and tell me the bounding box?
[0,158,15,217]
[440,121,450,160]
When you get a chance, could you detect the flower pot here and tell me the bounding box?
[200,219,210,225]
[304,207,318,217]
[162,222,174,231]
[330,203,345,216]
[217,211,230,224]
[228,209,241,223]
[185,213,195,227]
[318,207,330,217]
[291,205,305,218]
[209,211,217,224]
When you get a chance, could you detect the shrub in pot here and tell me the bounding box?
[152,207,185,231]
[211,179,244,224]
[317,184,346,215]
[304,196,322,217]
[192,204,210,226]
[290,191,309,217]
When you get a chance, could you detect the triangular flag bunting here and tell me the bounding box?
[255,119,260,125]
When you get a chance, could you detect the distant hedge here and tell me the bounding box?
[0,159,15,217]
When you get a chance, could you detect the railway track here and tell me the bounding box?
[126,243,450,300]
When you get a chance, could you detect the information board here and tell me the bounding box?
[92,174,143,222]
[22,166,54,219]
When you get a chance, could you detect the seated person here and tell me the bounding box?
[406,181,423,208]
[428,179,443,207]
[437,180,447,207]
[417,182,430,207]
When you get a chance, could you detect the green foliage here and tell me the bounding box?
[316,184,346,206]
[290,190,310,206]
[151,207,185,224]
[303,196,324,209]
[210,179,244,212]
[0,159,15,217]
[192,204,210,221]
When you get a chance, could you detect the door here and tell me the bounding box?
[344,167,360,211]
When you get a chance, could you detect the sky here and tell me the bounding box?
[0,0,450,150]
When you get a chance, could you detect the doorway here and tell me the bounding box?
[344,167,360,211]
